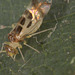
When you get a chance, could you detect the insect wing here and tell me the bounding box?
[19,18,43,38]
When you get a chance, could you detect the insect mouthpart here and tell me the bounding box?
[4,44,18,58]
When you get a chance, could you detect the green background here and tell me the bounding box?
[0,0,75,75]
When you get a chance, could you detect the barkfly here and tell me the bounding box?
[0,0,53,62]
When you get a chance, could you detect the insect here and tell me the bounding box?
[0,0,52,62]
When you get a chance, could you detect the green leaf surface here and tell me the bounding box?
[0,0,75,75]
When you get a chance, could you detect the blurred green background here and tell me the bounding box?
[0,0,75,75]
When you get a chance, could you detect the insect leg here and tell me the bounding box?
[25,27,56,40]
[33,36,40,44]
[0,43,6,53]
[1,42,5,51]
[48,14,58,38]
[29,25,57,44]
[0,25,12,30]
[47,22,57,38]
[18,47,25,62]
[29,27,54,37]
[24,41,40,53]
[0,23,17,30]
[18,52,36,72]
[0,23,18,30]
[11,55,16,61]
[29,14,58,38]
